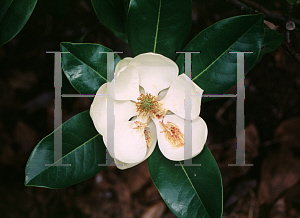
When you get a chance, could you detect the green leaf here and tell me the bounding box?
[91,0,129,33]
[25,110,110,189]
[127,0,192,60]
[0,0,37,46]
[253,28,284,66]
[261,28,283,54]
[176,14,264,101]
[148,145,223,218]
[61,42,121,95]
[112,30,128,43]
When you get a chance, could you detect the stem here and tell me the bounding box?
[281,42,300,64]
[285,2,293,43]
[226,0,300,29]
[226,0,255,14]
[227,0,300,64]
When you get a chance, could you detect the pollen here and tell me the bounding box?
[159,120,184,149]
[136,93,167,119]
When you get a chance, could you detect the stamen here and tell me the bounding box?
[144,130,152,148]
[151,101,167,119]
[132,121,148,132]
[132,121,152,148]
[159,120,184,149]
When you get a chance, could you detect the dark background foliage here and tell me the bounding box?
[0,0,299,217]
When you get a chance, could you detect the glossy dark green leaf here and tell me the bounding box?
[148,145,223,218]
[61,42,121,95]
[261,28,283,54]
[25,110,110,189]
[127,0,192,60]
[91,0,129,33]
[176,14,264,101]
[0,0,37,46]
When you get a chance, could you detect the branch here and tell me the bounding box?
[240,0,285,21]
[227,0,300,65]
[285,2,294,43]
[281,42,300,64]
[225,0,255,14]
[227,0,300,29]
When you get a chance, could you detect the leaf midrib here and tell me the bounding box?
[0,0,14,24]
[192,17,261,81]
[27,130,100,184]
[153,0,162,53]
[61,44,107,82]
[179,161,210,217]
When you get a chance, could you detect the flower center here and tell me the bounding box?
[136,93,157,115]
[136,93,167,119]
[159,120,184,149]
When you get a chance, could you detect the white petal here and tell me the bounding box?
[114,159,140,169]
[129,53,178,96]
[108,65,140,101]
[114,119,157,170]
[115,100,138,121]
[110,121,148,163]
[115,57,133,77]
[162,74,203,120]
[154,115,207,161]
[90,83,138,136]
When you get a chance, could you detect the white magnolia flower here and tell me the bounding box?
[90,53,208,169]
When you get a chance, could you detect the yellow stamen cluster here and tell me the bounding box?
[135,93,167,119]
[159,121,184,149]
